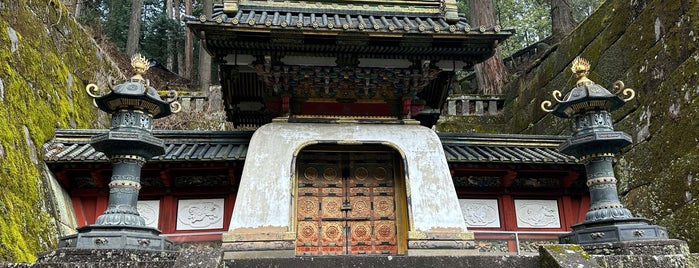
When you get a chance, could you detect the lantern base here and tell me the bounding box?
[559,218,668,244]
[58,224,174,251]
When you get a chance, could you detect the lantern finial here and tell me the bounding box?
[571,57,592,86]
[131,53,150,80]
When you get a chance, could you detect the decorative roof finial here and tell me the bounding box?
[571,57,592,86]
[541,55,636,116]
[131,54,150,80]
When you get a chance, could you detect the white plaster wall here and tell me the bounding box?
[41,163,78,236]
[228,122,467,233]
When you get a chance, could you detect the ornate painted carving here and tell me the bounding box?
[297,221,319,244]
[510,177,560,189]
[374,167,388,181]
[173,175,230,187]
[322,167,339,182]
[572,111,613,133]
[111,111,154,131]
[374,220,396,242]
[304,167,318,181]
[255,64,439,100]
[224,241,295,251]
[458,199,500,228]
[348,196,371,218]
[322,222,344,243]
[298,196,319,220]
[320,197,343,218]
[373,196,394,219]
[514,199,561,228]
[475,240,508,253]
[350,221,371,242]
[176,198,224,230]
[408,240,475,249]
[453,176,500,188]
[137,200,160,229]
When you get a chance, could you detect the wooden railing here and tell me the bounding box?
[444,95,504,116]
[503,36,553,73]
[179,92,208,112]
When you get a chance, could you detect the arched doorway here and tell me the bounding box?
[294,144,408,256]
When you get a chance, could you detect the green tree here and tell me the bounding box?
[103,0,132,52]
[570,0,605,22]
[494,0,551,57]
[76,0,107,36]
[460,0,605,57]
[141,8,182,66]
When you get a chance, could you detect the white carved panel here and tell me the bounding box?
[176,198,225,230]
[459,199,500,228]
[514,199,560,228]
[137,200,160,229]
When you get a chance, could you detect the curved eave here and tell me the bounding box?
[187,15,513,60]
[439,133,579,164]
[44,130,579,166]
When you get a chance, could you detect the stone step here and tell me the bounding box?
[225,255,540,268]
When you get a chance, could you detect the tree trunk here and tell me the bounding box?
[184,0,194,79]
[125,0,143,57]
[166,0,174,70]
[551,0,575,42]
[74,0,82,18]
[198,0,213,91]
[175,0,185,77]
[469,0,506,95]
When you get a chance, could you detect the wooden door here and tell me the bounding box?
[296,151,398,256]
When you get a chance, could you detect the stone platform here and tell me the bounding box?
[3,242,698,268]
[540,240,697,268]
[21,248,220,268]
[225,255,539,268]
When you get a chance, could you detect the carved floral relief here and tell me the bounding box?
[176,198,225,230]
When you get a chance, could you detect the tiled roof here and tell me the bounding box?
[44,129,577,165]
[43,130,253,163]
[195,4,512,35]
[439,133,578,164]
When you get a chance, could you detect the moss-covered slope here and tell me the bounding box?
[0,0,121,262]
[487,0,699,251]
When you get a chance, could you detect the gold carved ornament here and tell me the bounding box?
[85,53,182,113]
[541,56,635,113]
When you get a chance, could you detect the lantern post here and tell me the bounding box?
[541,57,668,244]
[59,54,181,250]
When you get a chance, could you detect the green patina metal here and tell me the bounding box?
[57,55,180,251]
[542,57,668,244]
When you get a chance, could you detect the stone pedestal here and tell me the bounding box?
[59,225,173,251]
[560,218,668,245]
[37,248,178,267]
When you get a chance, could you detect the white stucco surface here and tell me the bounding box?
[228,122,467,233]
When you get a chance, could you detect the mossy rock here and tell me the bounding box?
[452,0,699,252]
[0,0,122,262]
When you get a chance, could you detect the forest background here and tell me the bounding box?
[61,0,605,98]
